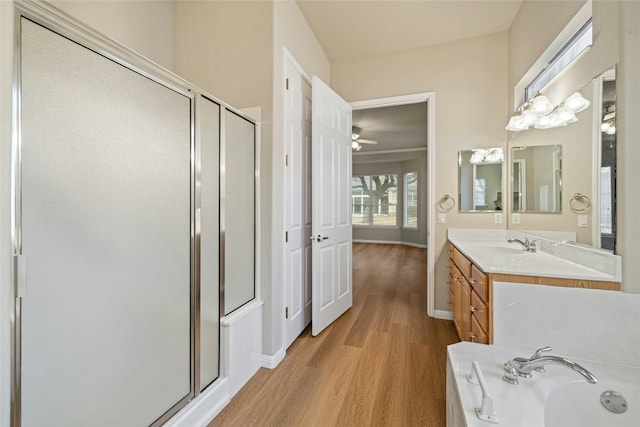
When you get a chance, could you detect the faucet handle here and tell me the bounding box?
[529,346,552,360]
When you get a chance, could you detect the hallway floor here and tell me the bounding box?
[209,243,459,426]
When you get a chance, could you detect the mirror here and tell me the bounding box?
[458,148,504,212]
[511,145,562,213]
[600,67,616,251]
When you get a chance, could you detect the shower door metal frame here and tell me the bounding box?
[7,1,247,425]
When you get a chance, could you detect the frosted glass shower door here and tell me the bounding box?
[19,19,192,426]
[223,110,256,314]
[200,96,220,391]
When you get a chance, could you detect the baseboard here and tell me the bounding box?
[165,377,230,427]
[352,239,427,248]
[434,309,453,320]
[261,347,285,369]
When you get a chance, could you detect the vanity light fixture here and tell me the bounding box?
[470,148,504,164]
[506,92,590,132]
[530,93,553,114]
[563,92,590,113]
[601,107,616,135]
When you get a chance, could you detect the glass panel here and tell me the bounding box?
[20,19,191,426]
[458,148,504,212]
[600,68,616,251]
[511,145,562,213]
[351,175,397,226]
[224,109,255,315]
[525,19,593,101]
[404,172,418,228]
[200,97,220,390]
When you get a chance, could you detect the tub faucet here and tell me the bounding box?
[503,346,598,385]
[507,237,537,252]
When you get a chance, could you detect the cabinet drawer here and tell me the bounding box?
[452,247,471,279]
[470,289,488,332]
[470,264,488,301]
[470,315,489,344]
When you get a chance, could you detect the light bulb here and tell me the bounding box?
[530,94,553,114]
[563,92,590,113]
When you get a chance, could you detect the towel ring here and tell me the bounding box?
[569,193,591,213]
[438,194,456,212]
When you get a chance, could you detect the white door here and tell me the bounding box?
[311,76,352,336]
[284,59,313,348]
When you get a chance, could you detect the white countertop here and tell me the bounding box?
[448,230,621,282]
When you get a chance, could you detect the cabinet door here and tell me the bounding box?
[470,315,489,344]
[460,278,471,341]
[470,289,489,333]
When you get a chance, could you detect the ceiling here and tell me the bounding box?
[296,0,523,62]
[352,102,427,160]
[298,1,523,161]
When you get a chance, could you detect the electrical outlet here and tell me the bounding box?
[494,213,503,224]
[512,213,521,224]
[578,215,588,228]
[438,213,446,224]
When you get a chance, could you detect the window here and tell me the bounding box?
[600,166,613,235]
[524,19,592,102]
[352,175,397,226]
[474,178,486,207]
[403,172,418,228]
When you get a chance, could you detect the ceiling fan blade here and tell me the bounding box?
[358,139,378,145]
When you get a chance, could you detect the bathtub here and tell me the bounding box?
[447,342,640,427]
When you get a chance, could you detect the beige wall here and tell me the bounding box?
[173,0,278,352]
[616,0,640,293]
[50,0,174,70]
[509,0,640,293]
[507,83,594,245]
[332,31,509,312]
[270,0,330,355]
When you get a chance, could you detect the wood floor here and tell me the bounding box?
[209,243,460,427]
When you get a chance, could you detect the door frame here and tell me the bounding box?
[281,49,313,349]
[350,92,436,317]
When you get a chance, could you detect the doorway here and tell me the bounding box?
[351,94,436,317]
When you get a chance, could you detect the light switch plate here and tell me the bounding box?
[438,213,446,224]
[578,214,588,228]
[494,213,503,224]
[512,213,521,224]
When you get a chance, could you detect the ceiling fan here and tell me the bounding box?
[352,126,378,151]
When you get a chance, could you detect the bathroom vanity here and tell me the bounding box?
[447,229,621,344]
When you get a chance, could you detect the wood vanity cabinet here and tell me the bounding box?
[449,244,488,343]
[447,242,620,344]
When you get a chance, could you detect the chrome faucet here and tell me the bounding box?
[507,237,537,252]
[503,346,598,385]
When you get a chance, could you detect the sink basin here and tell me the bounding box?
[544,382,639,427]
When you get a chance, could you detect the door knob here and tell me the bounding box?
[311,235,329,242]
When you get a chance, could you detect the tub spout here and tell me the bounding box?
[503,346,598,385]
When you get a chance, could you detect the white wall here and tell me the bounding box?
[332,31,509,312]
[50,0,174,70]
